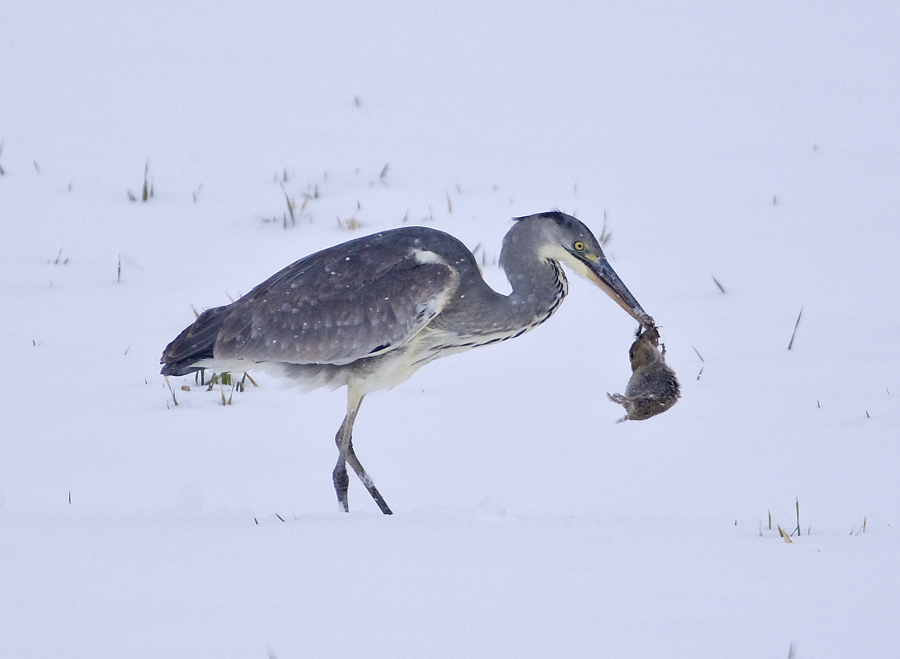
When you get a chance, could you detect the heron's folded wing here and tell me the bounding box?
[213,245,455,366]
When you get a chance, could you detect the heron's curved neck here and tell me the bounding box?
[498,246,569,332]
[430,225,570,344]
[432,257,567,349]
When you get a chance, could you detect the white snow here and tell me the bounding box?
[2,1,899,657]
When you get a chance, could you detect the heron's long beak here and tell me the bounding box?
[584,256,654,329]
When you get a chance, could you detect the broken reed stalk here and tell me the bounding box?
[599,211,612,246]
[788,306,803,350]
[49,248,69,265]
[692,346,705,380]
[128,161,154,202]
[141,161,152,201]
[777,525,793,543]
[711,274,726,293]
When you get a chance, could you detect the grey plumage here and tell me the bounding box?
[161,211,653,513]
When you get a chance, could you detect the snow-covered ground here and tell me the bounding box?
[2,1,899,656]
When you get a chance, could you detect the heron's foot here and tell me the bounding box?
[364,481,392,515]
[346,455,393,515]
[333,461,350,513]
[332,453,392,514]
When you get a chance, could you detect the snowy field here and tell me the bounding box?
[2,1,899,657]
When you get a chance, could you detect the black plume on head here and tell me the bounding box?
[512,209,569,223]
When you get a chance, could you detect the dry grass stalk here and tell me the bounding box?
[337,215,361,231]
[164,376,179,407]
[788,306,803,350]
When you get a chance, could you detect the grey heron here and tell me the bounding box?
[161,211,653,514]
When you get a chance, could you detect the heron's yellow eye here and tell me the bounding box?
[573,241,585,252]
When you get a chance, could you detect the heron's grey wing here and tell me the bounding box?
[213,239,456,365]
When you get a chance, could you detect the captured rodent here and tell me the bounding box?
[607,327,680,422]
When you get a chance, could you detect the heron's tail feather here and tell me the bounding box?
[160,305,230,376]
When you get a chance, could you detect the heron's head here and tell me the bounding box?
[509,211,654,329]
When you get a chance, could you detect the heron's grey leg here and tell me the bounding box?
[331,392,393,515]
[345,439,393,515]
[332,397,359,513]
